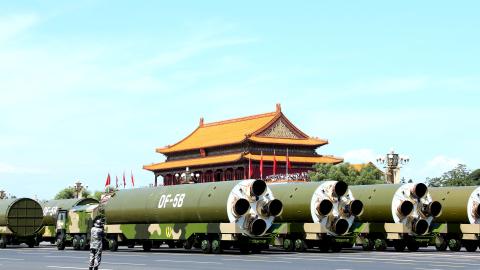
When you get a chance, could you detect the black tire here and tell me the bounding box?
[294,239,307,252]
[463,240,478,252]
[448,239,462,252]
[407,241,420,252]
[109,238,118,252]
[330,242,342,253]
[319,240,330,253]
[27,239,35,248]
[56,235,65,251]
[393,240,406,252]
[212,240,223,254]
[0,237,6,249]
[283,238,294,252]
[183,240,193,250]
[435,236,447,251]
[239,242,250,254]
[142,241,152,252]
[362,238,374,251]
[201,239,212,254]
[73,235,81,250]
[79,235,88,250]
[251,245,262,254]
[374,239,387,251]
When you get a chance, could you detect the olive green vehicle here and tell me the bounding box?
[40,198,99,250]
[350,183,442,252]
[268,181,364,252]
[0,198,44,248]
[429,186,480,252]
[103,179,282,254]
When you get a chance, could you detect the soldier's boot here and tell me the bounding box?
[88,268,93,270]
[93,268,98,270]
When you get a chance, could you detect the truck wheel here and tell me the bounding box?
[56,235,65,250]
[463,240,478,252]
[201,239,212,254]
[79,235,88,250]
[239,242,250,254]
[434,236,447,251]
[448,239,461,252]
[142,241,152,251]
[251,244,262,254]
[318,240,330,253]
[283,238,294,252]
[109,238,118,252]
[294,239,307,252]
[330,240,342,253]
[73,235,81,250]
[407,240,419,252]
[211,240,223,254]
[374,239,387,251]
[362,238,374,251]
[27,238,35,248]
[0,237,7,249]
[393,240,406,252]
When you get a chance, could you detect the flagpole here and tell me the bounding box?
[260,151,263,180]
[248,156,251,179]
[286,148,289,175]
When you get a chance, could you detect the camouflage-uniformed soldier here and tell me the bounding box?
[89,219,104,270]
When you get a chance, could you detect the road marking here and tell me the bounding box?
[155,259,222,264]
[223,258,292,263]
[45,256,86,259]
[0,258,25,261]
[431,265,464,268]
[103,261,147,266]
[47,267,112,270]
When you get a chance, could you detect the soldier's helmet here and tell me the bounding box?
[94,219,103,228]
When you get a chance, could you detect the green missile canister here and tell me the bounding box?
[350,183,442,235]
[429,186,480,224]
[42,198,99,226]
[0,198,44,237]
[104,179,282,236]
[269,181,363,235]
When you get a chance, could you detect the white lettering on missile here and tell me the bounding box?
[158,193,186,208]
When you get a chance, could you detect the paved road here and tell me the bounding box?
[0,245,479,270]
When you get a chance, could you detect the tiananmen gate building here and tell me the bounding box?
[143,104,343,186]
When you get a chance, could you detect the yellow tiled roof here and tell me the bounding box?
[245,153,343,164]
[143,153,243,171]
[249,136,327,146]
[157,112,277,154]
[351,162,381,172]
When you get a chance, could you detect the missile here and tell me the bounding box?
[429,186,480,224]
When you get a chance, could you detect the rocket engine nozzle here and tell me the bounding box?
[233,198,251,217]
[411,183,428,199]
[424,201,442,218]
[333,181,348,197]
[332,218,349,235]
[349,199,364,216]
[260,199,283,217]
[247,218,267,236]
[317,199,334,216]
[250,180,267,197]
[412,219,429,235]
[398,200,414,217]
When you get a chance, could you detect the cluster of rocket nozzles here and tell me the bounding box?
[316,181,364,235]
[232,180,283,236]
[398,183,443,235]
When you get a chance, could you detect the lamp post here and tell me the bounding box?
[175,167,200,184]
[72,181,87,199]
[376,149,410,184]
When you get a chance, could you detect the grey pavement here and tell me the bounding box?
[0,244,479,270]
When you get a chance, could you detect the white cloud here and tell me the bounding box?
[342,149,379,164]
[0,14,39,43]
[420,155,463,179]
[0,162,47,174]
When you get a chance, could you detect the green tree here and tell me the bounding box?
[54,187,91,200]
[469,169,480,185]
[92,191,103,201]
[426,164,473,187]
[309,163,384,185]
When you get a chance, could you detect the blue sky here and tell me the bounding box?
[0,1,479,199]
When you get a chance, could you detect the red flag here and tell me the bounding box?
[273,150,277,175]
[286,148,291,174]
[248,157,253,178]
[131,171,135,187]
[123,172,126,188]
[105,173,111,187]
[260,151,264,179]
[115,175,119,188]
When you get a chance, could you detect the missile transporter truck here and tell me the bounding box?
[0,198,44,248]
[350,183,442,251]
[103,179,282,254]
[268,181,364,252]
[41,198,99,249]
[429,186,480,252]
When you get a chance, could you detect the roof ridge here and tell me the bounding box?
[203,111,278,127]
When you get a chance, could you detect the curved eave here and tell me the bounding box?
[248,136,328,147]
[143,153,244,172]
[244,153,343,164]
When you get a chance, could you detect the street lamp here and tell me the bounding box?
[71,181,88,199]
[376,149,410,184]
[175,167,200,184]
